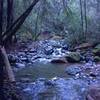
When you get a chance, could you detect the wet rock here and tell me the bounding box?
[20,57,28,62]
[35,58,51,63]
[18,52,25,56]
[29,48,37,53]
[53,48,63,56]
[85,56,94,63]
[27,39,68,58]
[31,56,42,60]
[84,50,94,62]
[8,54,17,64]
[65,65,82,75]
[23,87,32,92]
[51,58,67,64]
[89,73,97,78]
[23,49,28,53]
[44,46,54,55]
[62,45,68,50]
[86,85,100,100]
[49,39,66,48]
[62,42,68,50]
[37,78,46,82]
[20,78,31,83]
[44,80,55,86]
[15,63,25,68]
[66,52,81,63]
[93,44,100,56]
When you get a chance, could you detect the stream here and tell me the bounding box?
[16,63,100,100]
[9,39,100,100]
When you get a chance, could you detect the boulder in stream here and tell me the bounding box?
[8,54,17,64]
[15,63,25,69]
[93,44,100,56]
[65,65,82,76]
[94,56,100,62]
[44,46,54,55]
[66,52,81,63]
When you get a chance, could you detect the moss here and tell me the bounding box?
[66,52,81,63]
[94,56,100,62]
[93,44,100,56]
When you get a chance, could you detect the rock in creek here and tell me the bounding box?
[93,44,100,56]
[8,54,18,64]
[66,52,81,63]
[44,46,54,55]
[94,56,100,62]
[65,65,82,76]
[15,63,25,68]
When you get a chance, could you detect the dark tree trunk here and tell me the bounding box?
[7,0,17,44]
[96,0,100,31]
[0,1,5,99]
[34,10,39,41]
[7,0,13,29]
[0,0,3,44]
[0,0,40,99]
[84,0,87,34]
[80,0,84,34]
[0,47,6,100]
[3,0,40,45]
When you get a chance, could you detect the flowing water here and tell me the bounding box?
[14,40,100,100]
[16,62,70,81]
[15,63,91,100]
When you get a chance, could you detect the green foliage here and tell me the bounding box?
[14,0,99,44]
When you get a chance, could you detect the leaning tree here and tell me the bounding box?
[0,0,40,99]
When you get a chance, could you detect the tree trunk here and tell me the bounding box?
[0,0,40,99]
[0,47,6,99]
[1,46,15,82]
[2,0,40,45]
[0,46,15,99]
[34,10,39,41]
[6,0,15,44]
[80,0,84,34]
[7,0,13,29]
[96,0,100,32]
[0,0,3,44]
[84,0,87,34]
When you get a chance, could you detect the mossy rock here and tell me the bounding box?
[94,56,100,62]
[66,52,81,63]
[93,44,100,56]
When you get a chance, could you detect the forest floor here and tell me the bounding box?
[7,37,100,100]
